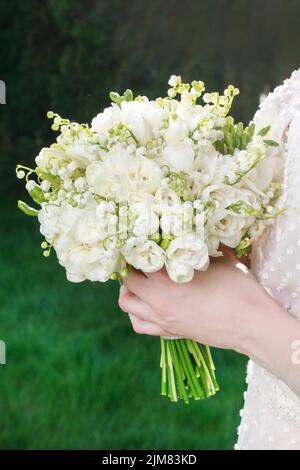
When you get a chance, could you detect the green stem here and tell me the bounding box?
[160,337,167,396]
[166,343,177,402]
[174,340,198,399]
[169,340,189,404]
[187,340,211,397]
[179,340,205,400]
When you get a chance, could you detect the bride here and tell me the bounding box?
[118,69,300,450]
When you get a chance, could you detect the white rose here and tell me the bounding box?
[161,143,195,172]
[35,147,65,172]
[207,209,253,248]
[55,234,120,283]
[62,139,100,168]
[193,149,219,180]
[86,146,163,200]
[243,157,279,194]
[91,104,122,134]
[121,100,165,144]
[130,115,152,145]
[38,204,61,243]
[201,183,241,210]
[166,234,209,283]
[154,187,180,211]
[84,246,121,282]
[122,238,165,273]
[73,203,117,244]
[38,202,81,244]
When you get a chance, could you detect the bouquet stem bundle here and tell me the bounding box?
[160,338,219,403]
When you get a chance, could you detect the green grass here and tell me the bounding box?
[0,196,247,449]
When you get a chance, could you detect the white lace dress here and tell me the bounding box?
[235,69,300,450]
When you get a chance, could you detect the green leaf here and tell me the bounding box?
[17,200,39,216]
[247,123,256,140]
[258,125,271,137]
[264,139,279,147]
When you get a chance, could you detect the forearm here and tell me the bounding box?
[237,291,300,397]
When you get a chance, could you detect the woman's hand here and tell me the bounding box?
[119,249,300,397]
[118,249,277,353]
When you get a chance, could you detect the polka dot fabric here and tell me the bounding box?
[236,69,300,450]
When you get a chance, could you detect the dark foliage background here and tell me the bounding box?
[0,0,299,450]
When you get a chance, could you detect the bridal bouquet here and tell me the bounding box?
[16,76,280,403]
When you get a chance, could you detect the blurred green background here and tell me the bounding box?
[1,0,300,450]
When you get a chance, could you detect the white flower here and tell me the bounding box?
[35,147,63,172]
[128,196,159,237]
[168,75,181,87]
[26,180,37,191]
[17,170,25,179]
[55,235,121,283]
[205,234,222,257]
[38,202,81,244]
[160,202,193,237]
[40,180,51,192]
[74,176,86,192]
[194,212,206,239]
[67,161,78,173]
[91,104,122,134]
[164,120,189,146]
[86,146,163,200]
[61,138,100,168]
[120,100,165,145]
[166,234,209,283]
[207,209,252,248]
[72,203,117,244]
[161,143,195,172]
[242,157,279,194]
[193,148,219,180]
[201,183,241,210]
[46,200,121,283]
[122,238,165,273]
[154,187,180,212]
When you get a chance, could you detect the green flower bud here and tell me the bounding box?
[160,239,170,250]
[110,272,119,281]
[120,267,129,277]
[124,89,133,102]
[151,232,162,244]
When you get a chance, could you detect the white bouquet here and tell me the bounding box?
[16,76,281,403]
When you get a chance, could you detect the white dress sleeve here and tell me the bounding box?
[235,69,300,450]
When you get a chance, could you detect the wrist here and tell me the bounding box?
[234,286,285,362]
[235,288,300,396]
